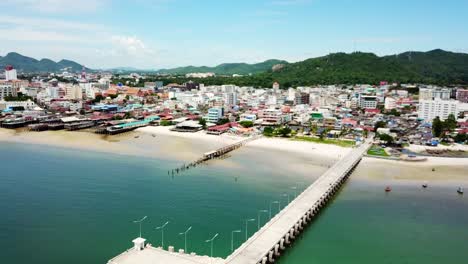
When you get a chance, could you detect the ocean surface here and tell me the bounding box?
[0,142,467,264]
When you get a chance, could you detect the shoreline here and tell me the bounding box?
[1,127,467,184]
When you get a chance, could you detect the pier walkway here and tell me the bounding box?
[109,139,371,264]
[225,140,371,264]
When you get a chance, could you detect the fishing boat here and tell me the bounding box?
[385,186,392,192]
[457,187,464,195]
[134,135,140,138]
[422,182,428,188]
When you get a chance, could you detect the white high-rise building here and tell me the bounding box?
[419,88,433,101]
[433,88,451,100]
[225,92,237,106]
[384,97,397,110]
[5,66,17,81]
[47,86,59,99]
[66,85,82,100]
[287,88,295,101]
[222,85,236,93]
[418,99,459,122]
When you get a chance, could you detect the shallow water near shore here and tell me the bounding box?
[1,141,467,264]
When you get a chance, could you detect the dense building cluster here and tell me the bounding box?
[1,66,467,146]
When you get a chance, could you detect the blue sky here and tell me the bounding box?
[1,0,467,69]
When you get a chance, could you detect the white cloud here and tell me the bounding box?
[109,36,155,56]
[0,0,108,13]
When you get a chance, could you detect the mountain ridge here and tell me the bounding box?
[155,59,288,75]
[2,50,468,86]
[0,52,90,73]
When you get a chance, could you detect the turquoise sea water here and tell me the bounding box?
[0,142,467,264]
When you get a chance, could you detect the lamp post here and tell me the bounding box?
[231,230,241,252]
[245,218,255,241]
[133,216,147,238]
[155,221,170,248]
[205,233,219,258]
[283,193,290,204]
[178,226,192,253]
[290,186,298,198]
[270,201,280,218]
[258,210,268,229]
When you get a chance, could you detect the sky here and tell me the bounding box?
[0,0,467,69]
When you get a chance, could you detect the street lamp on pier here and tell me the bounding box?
[231,230,241,252]
[132,216,147,238]
[258,209,268,229]
[155,221,170,248]
[205,233,219,258]
[245,218,255,241]
[178,226,192,253]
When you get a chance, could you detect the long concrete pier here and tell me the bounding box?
[169,135,261,175]
[225,140,371,264]
[109,139,371,264]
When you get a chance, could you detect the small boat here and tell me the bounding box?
[422,182,428,189]
[385,186,392,192]
[457,187,464,195]
[152,134,156,138]
[432,168,435,172]
[134,135,140,139]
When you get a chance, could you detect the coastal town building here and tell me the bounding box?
[66,85,82,100]
[359,95,378,109]
[0,99,37,111]
[384,97,397,110]
[456,89,468,103]
[0,83,17,100]
[206,107,223,123]
[5,65,17,81]
[418,99,459,121]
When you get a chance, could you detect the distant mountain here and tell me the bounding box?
[0,52,90,73]
[268,49,468,86]
[156,59,288,75]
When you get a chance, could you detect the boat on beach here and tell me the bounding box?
[385,186,392,192]
[457,187,464,195]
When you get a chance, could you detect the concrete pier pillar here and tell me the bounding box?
[294,223,300,234]
[261,256,268,264]
[280,238,286,250]
[268,250,274,262]
[290,228,295,239]
[285,233,290,244]
[274,244,280,256]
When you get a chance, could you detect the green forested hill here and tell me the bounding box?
[156,59,288,75]
[270,50,468,86]
[0,52,90,73]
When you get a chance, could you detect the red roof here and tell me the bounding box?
[342,118,358,126]
[207,122,239,132]
[365,108,381,114]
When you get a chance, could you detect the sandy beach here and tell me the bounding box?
[407,143,468,153]
[352,156,468,185]
[1,126,468,184]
